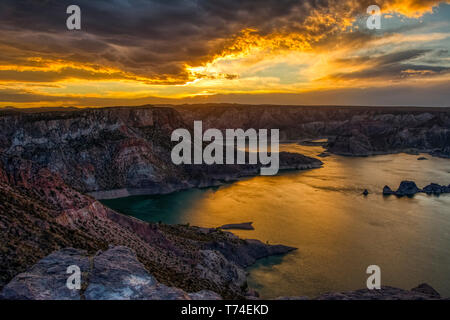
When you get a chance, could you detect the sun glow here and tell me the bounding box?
[0,1,449,107]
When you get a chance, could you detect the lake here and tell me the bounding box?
[102,144,450,298]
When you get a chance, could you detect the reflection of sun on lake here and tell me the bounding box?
[102,144,450,298]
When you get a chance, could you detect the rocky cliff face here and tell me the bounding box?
[0,107,186,195]
[177,105,450,157]
[0,106,322,197]
[1,104,448,300]
[8,104,445,198]
[0,105,317,299]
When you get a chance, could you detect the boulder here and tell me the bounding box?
[423,183,450,195]
[411,283,441,298]
[0,248,90,300]
[384,182,449,197]
[395,181,421,196]
[383,186,394,195]
[0,246,223,300]
[423,183,443,195]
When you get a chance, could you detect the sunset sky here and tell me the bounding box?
[0,0,449,107]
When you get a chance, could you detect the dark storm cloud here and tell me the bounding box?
[0,0,448,89]
[0,0,379,82]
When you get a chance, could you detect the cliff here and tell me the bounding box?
[0,164,295,298]
[0,105,318,299]
[1,104,448,300]
[177,105,450,157]
[0,106,322,198]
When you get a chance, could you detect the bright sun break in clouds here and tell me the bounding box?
[0,0,449,107]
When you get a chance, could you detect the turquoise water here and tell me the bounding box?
[102,144,450,298]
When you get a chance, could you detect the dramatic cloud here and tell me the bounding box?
[0,0,449,106]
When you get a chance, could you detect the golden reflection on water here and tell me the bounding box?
[104,144,450,298]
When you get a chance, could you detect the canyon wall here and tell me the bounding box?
[178,104,450,157]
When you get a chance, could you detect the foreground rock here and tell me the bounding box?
[315,284,442,300]
[204,237,296,268]
[0,246,221,300]
[0,162,296,299]
[0,248,89,300]
[277,283,443,300]
[3,247,442,301]
[219,222,254,230]
[383,181,450,197]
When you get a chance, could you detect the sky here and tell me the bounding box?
[0,0,449,108]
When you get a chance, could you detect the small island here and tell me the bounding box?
[219,222,255,230]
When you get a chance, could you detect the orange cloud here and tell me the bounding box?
[0,0,448,107]
[383,0,450,17]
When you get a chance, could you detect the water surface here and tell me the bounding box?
[102,144,450,298]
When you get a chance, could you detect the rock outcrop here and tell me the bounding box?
[423,183,450,195]
[383,181,450,197]
[0,106,322,199]
[177,105,450,158]
[394,181,422,197]
[277,283,443,300]
[1,105,449,300]
[204,238,296,269]
[383,185,395,195]
[315,284,442,300]
[0,246,221,300]
[0,161,296,299]
[3,246,442,301]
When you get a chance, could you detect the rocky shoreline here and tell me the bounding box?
[177,105,450,159]
[383,181,450,197]
[89,152,323,200]
[0,170,296,299]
